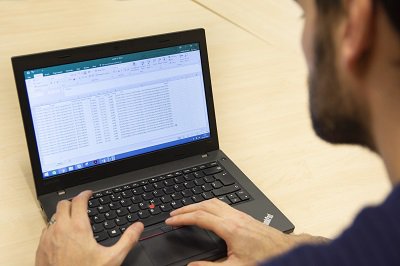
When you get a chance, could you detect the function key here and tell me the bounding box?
[174,171,183,176]
[104,190,113,195]
[166,173,174,178]
[122,184,131,190]
[158,176,166,180]
[139,180,148,186]
[199,165,207,170]
[93,192,103,198]
[191,166,199,172]
[149,177,158,183]
[183,169,191,174]
[206,162,218,168]
[130,183,140,188]
[113,187,123,193]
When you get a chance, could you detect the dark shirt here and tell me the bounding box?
[261,185,400,266]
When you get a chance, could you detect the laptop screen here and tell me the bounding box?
[23,43,211,179]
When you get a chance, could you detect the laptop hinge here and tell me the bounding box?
[57,190,66,196]
[201,153,208,158]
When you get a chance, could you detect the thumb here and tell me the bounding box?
[110,222,144,262]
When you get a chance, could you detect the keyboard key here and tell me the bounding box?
[237,191,250,201]
[87,208,98,217]
[123,184,131,190]
[142,193,154,201]
[217,196,231,205]
[132,187,144,195]
[149,177,158,183]
[160,204,172,212]
[164,179,174,187]
[174,184,185,192]
[166,173,174,179]
[153,189,164,198]
[121,190,133,198]
[94,231,108,242]
[99,196,111,205]
[92,223,104,233]
[212,184,241,197]
[193,171,204,178]
[194,178,205,186]
[105,211,117,220]
[97,205,109,213]
[171,193,183,200]
[143,184,154,192]
[88,199,100,208]
[131,196,142,204]
[93,192,103,198]
[109,202,121,210]
[116,208,128,217]
[201,184,213,191]
[104,220,116,229]
[153,181,165,189]
[181,189,193,198]
[230,197,241,204]
[120,199,131,207]
[127,213,139,222]
[184,181,195,189]
[140,180,148,185]
[183,169,191,174]
[108,228,121,238]
[201,192,213,200]
[171,200,183,209]
[92,214,105,224]
[214,172,235,186]
[192,186,203,195]
[149,206,161,215]
[174,171,183,176]
[115,217,128,226]
[182,198,194,206]
[184,173,195,181]
[138,210,151,219]
[110,194,122,202]
[204,176,215,183]
[211,180,223,189]
[128,204,139,213]
[174,176,185,184]
[163,187,175,194]
[150,198,162,205]
[192,195,204,203]
[161,195,172,203]
[206,162,218,168]
[113,187,123,193]
[141,212,170,227]
[203,166,222,176]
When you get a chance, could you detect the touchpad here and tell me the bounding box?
[141,226,218,266]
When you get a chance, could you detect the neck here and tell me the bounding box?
[367,8,400,187]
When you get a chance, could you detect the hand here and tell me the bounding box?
[35,190,144,266]
[166,198,327,266]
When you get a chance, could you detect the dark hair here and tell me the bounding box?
[315,0,400,35]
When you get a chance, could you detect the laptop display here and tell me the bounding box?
[23,43,211,179]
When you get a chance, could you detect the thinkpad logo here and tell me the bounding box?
[263,214,274,225]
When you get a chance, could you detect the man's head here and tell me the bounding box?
[296,0,400,152]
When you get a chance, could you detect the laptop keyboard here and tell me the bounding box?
[86,161,252,243]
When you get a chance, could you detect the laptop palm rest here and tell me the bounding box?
[123,226,218,266]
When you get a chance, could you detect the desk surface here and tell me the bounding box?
[0,0,390,264]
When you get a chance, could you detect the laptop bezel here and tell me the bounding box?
[12,28,219,196]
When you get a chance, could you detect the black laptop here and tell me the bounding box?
[12,28,294,265]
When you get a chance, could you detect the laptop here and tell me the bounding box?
[12,28,294,265]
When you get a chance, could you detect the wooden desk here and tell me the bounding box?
[0,0,390,264]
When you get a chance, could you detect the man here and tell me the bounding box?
[35,0,400,265]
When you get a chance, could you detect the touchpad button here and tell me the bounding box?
[141,226,217,266]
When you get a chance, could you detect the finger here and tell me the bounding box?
[166,211,229,239]
[55,199,72,221]
[71,190,92,219]
[188,261,222,266]
[170,198,231,217]
[109,222,144,261]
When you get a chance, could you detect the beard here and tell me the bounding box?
[308,18,375,151]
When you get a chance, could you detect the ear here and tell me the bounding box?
[341,0,375,74]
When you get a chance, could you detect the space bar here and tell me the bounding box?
[141,212,170,227]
